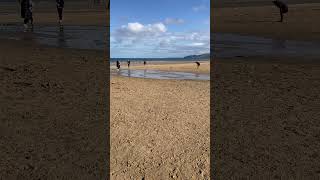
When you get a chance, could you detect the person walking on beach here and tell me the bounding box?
[272,0,288,22]
[56,0,64,26]
[116,60,120,70]
[143,60,146,66]
[21,0,34,30]
[195,61,200,69]
[127,60,131,68]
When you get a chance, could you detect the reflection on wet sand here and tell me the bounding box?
[0,24,106,50]
[272,39,286,49]
[195,72,200,78]
[213,33,320,58]
[112,69,210,80]
[57,26,67,48]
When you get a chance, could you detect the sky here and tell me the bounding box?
[110,0,210,58]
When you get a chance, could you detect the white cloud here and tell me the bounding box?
[117,22,167,37]
[111,21,209,58]
[164,18,185,25]
[127,22,144,33]
[190,42,205,46]
[152,23,167,33]
[192,5,207,12]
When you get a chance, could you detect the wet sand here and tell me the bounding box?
[122,61,210,74]
[0,14,108,180]
[0,25,106,50]
[111,60,209,73]
[213,3,320,41]
[111,75,210,179]
[212,57,320,178]
[112,69,210,81]
[0,4,107,26]
[212,2,320,179]
[2,10,107,26]
[213,33,320,58]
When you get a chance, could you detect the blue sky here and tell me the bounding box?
[110,0,210,58]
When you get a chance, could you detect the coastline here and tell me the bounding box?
[111,60,210,74]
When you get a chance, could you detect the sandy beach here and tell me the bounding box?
[212,2,320,179]
[0,5,108,178]
[212,57,320,178]
[1,10,107,26]
[111,68,210,179]
[0,39,108,179]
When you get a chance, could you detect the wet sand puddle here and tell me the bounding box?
[111,69,210,81]
[212,33,320,58]
[0,24,106,50]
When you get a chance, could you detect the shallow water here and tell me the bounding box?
[111,69,210,81]
[0,24,106,50]
[212,33,320,58]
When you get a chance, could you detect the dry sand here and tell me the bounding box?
[111,73,210,179]
[0,38,108,179]
[212,2,320,179]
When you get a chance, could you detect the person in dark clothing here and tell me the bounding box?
[272,0,288,22]
[56,0,64,25]
[116,60,120,70]
[127,60,131,68]
[143,60,146,66]
[195,61,200,68]
[20,0,25,19]
[21,0,33,30]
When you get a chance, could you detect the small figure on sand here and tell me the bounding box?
[127,60,130,68]
[116,60,120,70]
[195,61,200,69]
[143,60,147,66]
[272,0,288,22]
[21,0,34,30]
[56,0,64,26]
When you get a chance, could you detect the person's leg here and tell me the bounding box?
[30,13,33,27]
[30,17,33,30]
[24,17,29,24]
[24,18,28,30]
[57,7,61,23]
[59,8,63,21]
